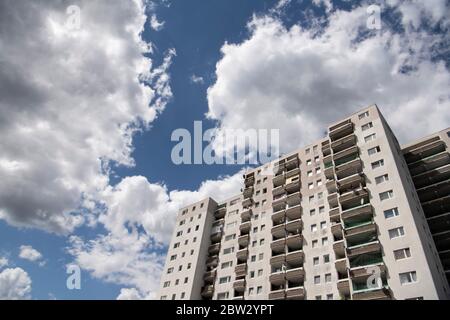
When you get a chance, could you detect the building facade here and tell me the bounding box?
[158,105,450,300]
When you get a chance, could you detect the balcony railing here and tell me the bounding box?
[329,120,354,142]
[286,205,302,220]
[347,241,381,259]
[285,286,305,300]
[341,203,373,222]
[201,285,214,298]
[331,133,357,153]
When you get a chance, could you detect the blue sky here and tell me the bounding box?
[0,0,449,300]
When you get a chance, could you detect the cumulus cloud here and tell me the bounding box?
[190,74,204,84]
[0,268,32,300]
[0,0,174,234]
[18,245,45,266]
[117,287,148,300]
[68,172,243,299]
[0,257,8,269]
[206,3,450,155]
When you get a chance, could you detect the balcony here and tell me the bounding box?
[352,287,391,300]
[286,192,301,207]
[272,185,285,197]
[204,270,216,283]
[408,152,450,176]
[331,223,343,239]
[286,234,302,250]
[273,174,286,188]
[333,144,358,161]
[285,156,299,171]
[269,270,285,285]
[272,194,286,209]
[413,163,450,189]
[286,205,302,220]
[236,248,248,262]
[341,203,373,223]
[235,264,247,278]
[285,177,301,193]
[422,195,450,218]
[270,253,285,267]
[329,207,340,222]
[404,139,446,164]
[331,133,357,153]
[326,179,337,194]
[285,267,305,282]
[285,167,300,179]
[428,212,450,235]
[243,186,254,199]
[324,165,335,179]
[244,173,255,187]
[350,263,386,280]
[268,289,285,300]
[338,173,364,194]
[417,179,450,203]
[272,209,285,225]
[345,222,377,244]
[210,230,223,243]
[241,209,252,222]
[238,234,249,247]
[286,250,304,265]
[242,198,253,209]
[335,258,347,273]
[271,238,286,253]
[329,120,354,142]
[233,279,246,292]
[339,188,369,207]
[239,221,251,235]
[214,207,226,219]
[286,286,305,300]
[201,285,214,298]
[337,278,350,297]
[208,243,220,255]
[271,224,286,239]
[335,158,363,180]
[206,256,218,268]
[333,240,346,258]
[286,219,302,234]
[347,241,382,259]
[327,192,339,208]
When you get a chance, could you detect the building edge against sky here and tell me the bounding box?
[158,104,450,300]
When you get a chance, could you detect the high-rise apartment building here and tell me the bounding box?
[158,105,450,300]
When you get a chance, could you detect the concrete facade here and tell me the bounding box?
[158,105,450,300]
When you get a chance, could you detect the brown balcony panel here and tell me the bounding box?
[214,207,226,219]
[404,139,446,163]
[269,290,285,300]
[239,221,251,234]
[286,219,302,234]
[286,234,302,250]
[335,158,363,180]
[350,264,386,279]
[413,163,450,189]
[352,288,391,300]
[338,173,365,194]
[243,186,254,198]
[335,258,347,273]
[347,242,382,258]
[285,180,301,193]
[286,250,304,265]
[201,285,214,298]
[208,243,220,255]
[422,195,450,218]
[233,279,246,291]
[237,249,248,261]
[270,253,285,267]
[206,256,218,268]
[204,270,217,282]
[326,179,337,193]
[286,205,302,220]
[333,145,359,162]
[273,174,286,187]
[329,207,340,222]
[210,232,222,243]
[329,121,354,142]
[345,223,377,239]
[417,179,450,203]
[331,223,343,239]
[337,279,350,295]
[271,238,286,253]
[235,264,247,278]
[241,209,252,222]
[271,224,286,239]
[286,192,301,206]
[325,166,335,179]
[333,240,346,257]
[331,133,357,153]
[245,176,255,187]
[286,168,300,179]
[238,234,249,247]
[339,189,369,206]
[285,267,305,282]
[269,272,285,285]
[272,209,286,224]
[328,193,339,207]
[408,152,450,176]
[285,157,299,171]
[242,198,253,209]
[341,204,373,222]
[286,287,305,300]
[272,185,286,196]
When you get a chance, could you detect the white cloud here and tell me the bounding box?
[117,287,148,300]
[0,268,32,300]
[68,171,243,299]
[190,74,204,84]
[0,257,8,269]
[0,1,174,234]
[18,245,45,266]
[150,14,165,31]
[206,4,450,156]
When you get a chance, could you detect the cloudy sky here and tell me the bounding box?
[0,0,448,299]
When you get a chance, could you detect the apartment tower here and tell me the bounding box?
[158,105,450,300]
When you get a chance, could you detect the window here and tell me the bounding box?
[253,227,258,233]
[217,292,229,300]
[314,156,320,163]
[307,171,313,177]
[317,180,322,187]
[313,257,319,265]
[306,148,310,155]
[380,190,394,201]
[319,206,325,214]
[322,237,329,246]
[195,225,199,231]
[259,253,264,261]
[258,269,263,277]
[323,254,330,263]
[307,159,312,166]
[316,167,322,174]
[368,146,381,156]
[259,239,265,246]
[399,271,417,285]
[315,296,322,300]
[311,224,317,232]
[163,281,170,288]
[226,221,237,229]
[263,188,267,194]
[190,217,193,222]
[364,133,376,142]
[225,234,236,241]
[309,195,314,202]
[176,231,182,237]
[187,263,191,269]
[375,174,389,184]
[172,294,176,300]
[310,209,316,216]
[193,237,197,243]
[219,276,231,284]
[251,255,256,262]
[252,240,257,247]
[182,209,188,215]
[314,276,320,284]
[325,273,332,283]
[173,242,180,248]
[384,207,399,219]
[229,198,239,206]
[223,247,234,255]
[362,122,373,131]
[313,145,318,153]
[320,221,327,230]
[261,225,266,231]
[318,192,323,200]
[160,296,167,300]
[389,226,405,239]
[248,287,254,295]
[170,255,177,261]
[359,111,369,119]
[167,267,174,274]
[187,228,191,234]
[250,271,255,278]
[326,294,333,300]
[221,261,233,269]
[198,214,202,219]
[200,203,204,208]
[262,200,267,206]
[371,159,384,169]
[312,240,318,248]
[308,183,314,190]
[178,265,182,271]
[257,286,263,294]
[175,279,179,285]
[394,248,411,260]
